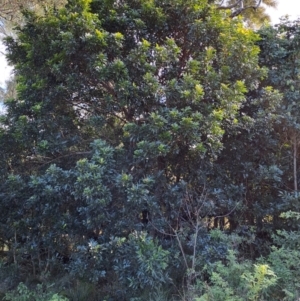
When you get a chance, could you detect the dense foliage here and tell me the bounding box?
[0,0,300,300]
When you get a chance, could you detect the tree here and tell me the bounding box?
[209,18,300,259]
[0,0,282,299]
[258,19,300,193]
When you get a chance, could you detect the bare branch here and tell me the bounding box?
[217,0,243,10]
[217,0,263,18]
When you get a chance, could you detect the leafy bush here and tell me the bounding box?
[3,282,68,301]
[113,232,170,298]
[265,211,300,300]
[195,250,277,301]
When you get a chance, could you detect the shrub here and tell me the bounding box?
[3,282,68,301]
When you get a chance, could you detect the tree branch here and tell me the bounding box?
[217,0,262,18]
[217,0,243,10]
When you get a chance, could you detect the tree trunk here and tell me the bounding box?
[294,135,298,192]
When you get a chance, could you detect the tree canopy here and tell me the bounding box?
[0,1,300,300]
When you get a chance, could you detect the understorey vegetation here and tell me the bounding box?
[0,0,300,300]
